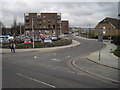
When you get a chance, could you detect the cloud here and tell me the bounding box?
[1,1,118,28]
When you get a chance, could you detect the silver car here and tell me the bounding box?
[44,38,52,43]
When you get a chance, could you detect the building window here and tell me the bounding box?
[57,25,60,28]
[37,20,41,23]
[48,20,50,23]
[43,25,46,28]
[57,20,60,24]
[52,31,54,33]
[53,20,55,23]
[25,16,29,20]
[37,15,41,18]
[31,16,34,18]
[48,25,50,28]
[53,25,55,28]
[25,19,29,22]
[43,16,46,18]
[43,20,46,23]
[37,24,41,27]
[57,15,61,20]
[48,16,51,18]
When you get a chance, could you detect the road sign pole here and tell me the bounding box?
[99,48,101,60]
[98,28,104,60]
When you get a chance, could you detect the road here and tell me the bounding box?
[2,35,118,88]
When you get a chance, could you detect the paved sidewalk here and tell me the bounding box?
[73,58,118,82]
[1,40,80,54]
[87,41,119,70]
[76,36,119,69]
[72,36,119,83]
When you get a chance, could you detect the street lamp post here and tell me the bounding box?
[20,24,22,35]
[87,24,90,38]
[88,24,90,38]
[32,18,35,48]
[109,22,112,43]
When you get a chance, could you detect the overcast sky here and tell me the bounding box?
[0,0,119,28]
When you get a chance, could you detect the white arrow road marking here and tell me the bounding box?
[34,56,37,59]
[17,73,56,88]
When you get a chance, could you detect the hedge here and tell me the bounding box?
[2,38,72,49]
[111,36,120,45]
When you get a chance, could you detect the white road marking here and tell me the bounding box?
[51,53,56,55]
[65,56,71,58]
[34,56,37,59]
[17,73,56,88]
[51,59,61,61]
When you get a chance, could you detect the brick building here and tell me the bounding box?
[94,17,120,37]
[61,20,69,34]
[24,13,61,36]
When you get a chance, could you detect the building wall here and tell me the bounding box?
[24,13,61,36]
[94,23,120,36]
[61,21,69,33]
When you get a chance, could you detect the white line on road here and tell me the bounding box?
[51,59,61,61]
[65,56,71,59]
[51,53,56,55]
[17,73,56,88]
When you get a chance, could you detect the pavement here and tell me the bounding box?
[1,40,80,54]
[72,36,119,83]
[87,41,119,70]
[75,36,119,70]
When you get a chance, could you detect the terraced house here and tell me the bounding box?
[24,13,62,36]
[94,17,120,37]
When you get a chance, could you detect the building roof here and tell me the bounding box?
[99,17,119,29]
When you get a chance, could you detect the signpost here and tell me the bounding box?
[98,27,105,60]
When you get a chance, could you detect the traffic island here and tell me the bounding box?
[1,39,80,53]
[2,38,72,49]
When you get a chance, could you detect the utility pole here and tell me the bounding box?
[32,18,34,48]
[20,24,22,35]
[88,24,90,38]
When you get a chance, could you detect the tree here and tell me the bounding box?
[0,21,8,35]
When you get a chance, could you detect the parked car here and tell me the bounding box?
[0,38,3,44]
[24,39,31,43]
[34,37,43,42]
[47,35,58,41]
[2,38,10,43]
[44,38,52,43]
[50,35,58,41]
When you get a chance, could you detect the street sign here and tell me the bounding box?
[98,34,103,42]
[98,28,103,34]
[98,28,104,42]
